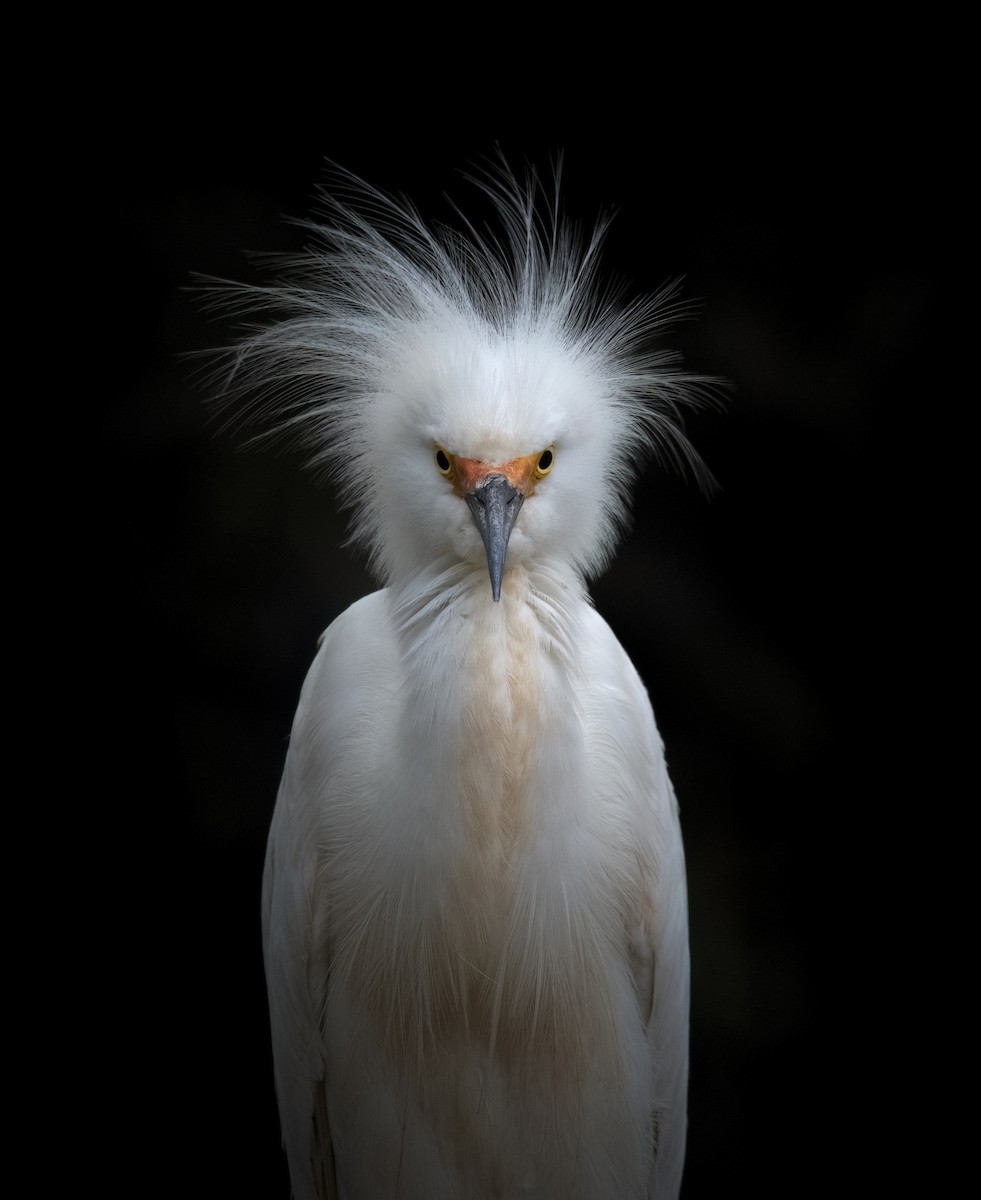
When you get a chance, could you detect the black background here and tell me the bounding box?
[77,39,957,1198]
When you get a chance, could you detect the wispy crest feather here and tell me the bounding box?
[201,156,718,577]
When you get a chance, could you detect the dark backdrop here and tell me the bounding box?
[81,58,952,1197]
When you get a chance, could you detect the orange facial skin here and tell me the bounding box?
[447,451,547,498]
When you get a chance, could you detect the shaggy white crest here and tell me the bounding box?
[207,158,715,585]
[209,157,717,1200]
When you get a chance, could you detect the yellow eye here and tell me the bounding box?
[434,445,452,476]
[534,447,555,478]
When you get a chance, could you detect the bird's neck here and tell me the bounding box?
[388,559,586,703]
[387,560,587,855]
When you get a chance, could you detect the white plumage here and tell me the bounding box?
[216,159,712,1199]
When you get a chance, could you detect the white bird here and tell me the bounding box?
[215,159,713,1199]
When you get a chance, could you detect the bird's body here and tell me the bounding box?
[264,571,688,1199]
[219,160,709,1199]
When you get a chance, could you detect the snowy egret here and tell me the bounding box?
[213,159,714,1199]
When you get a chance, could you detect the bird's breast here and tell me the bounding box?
[454,576,546,854]
[328,571,620,1075]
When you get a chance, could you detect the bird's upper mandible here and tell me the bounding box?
[435,443,556,601]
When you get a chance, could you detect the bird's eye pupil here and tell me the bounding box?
[538,449,553,472]
[435,448,450,473]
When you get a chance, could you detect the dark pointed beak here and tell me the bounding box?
[465,474,524,602]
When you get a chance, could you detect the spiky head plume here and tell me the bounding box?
[201,157,718,585]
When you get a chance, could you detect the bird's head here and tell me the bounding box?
[207,159,718,602]
[363,319,636,602]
